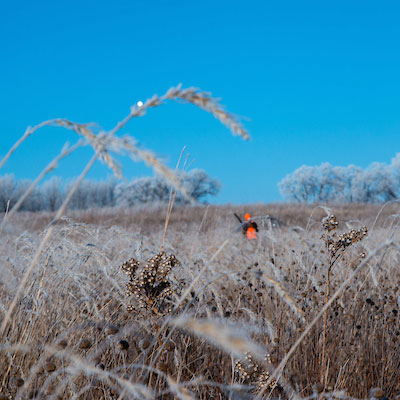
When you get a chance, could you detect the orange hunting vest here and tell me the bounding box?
[246,226,257,239]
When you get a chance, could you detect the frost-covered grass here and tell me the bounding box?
[1,204,400,399]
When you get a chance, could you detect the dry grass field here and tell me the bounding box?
[1,203,400,399]
[1,86,400,399]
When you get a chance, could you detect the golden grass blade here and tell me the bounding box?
[161,146,187,250]
[258,272,306,323]
[0,118,123,180]
[164,85,250,141]
[0,119,93,170]
[167,377,196,400]
[171,316,265,362]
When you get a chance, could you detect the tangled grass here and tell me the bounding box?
[1,204,400,399]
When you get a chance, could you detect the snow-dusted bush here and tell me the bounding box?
[115,169,220,207]
[279,154,400,203]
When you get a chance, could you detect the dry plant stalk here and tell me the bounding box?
[171,316,265,362]
[320,214,368,386]
[257,271,305,323]
[161,146,187,251]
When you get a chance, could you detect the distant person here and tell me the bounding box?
[243,213,258,239]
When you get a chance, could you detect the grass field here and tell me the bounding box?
[1,203,399,399]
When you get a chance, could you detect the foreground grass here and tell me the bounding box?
[1,204,399,399]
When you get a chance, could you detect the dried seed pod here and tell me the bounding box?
[92,354,102,365]
[44,362,57,373]
[313,383,324,393]
[79,339,92,350]
[106,325,120,335]
[157,362,168,373]
[13,377,25,387]
[56,339,68,348]
[117,340,130,350]
[139,338,151,350]
[164,341,175,352]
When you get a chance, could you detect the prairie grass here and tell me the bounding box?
[1,204,400,399]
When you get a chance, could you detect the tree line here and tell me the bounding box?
[0,169,220,212]
[279,153,400,203]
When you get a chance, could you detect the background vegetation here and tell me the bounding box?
[0,169,220,212]
[279,154,400,203]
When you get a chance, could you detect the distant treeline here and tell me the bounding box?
[0,169,220,212]
[279,153,400,203]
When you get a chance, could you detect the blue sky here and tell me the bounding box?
[1,0,399,203]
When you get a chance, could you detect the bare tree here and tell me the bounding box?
[42,177,64,211]
[0,175,18,211]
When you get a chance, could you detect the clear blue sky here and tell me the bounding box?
[1,0,399,203]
